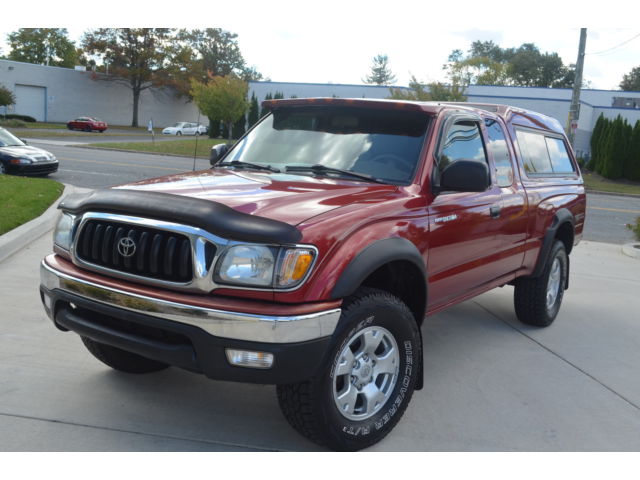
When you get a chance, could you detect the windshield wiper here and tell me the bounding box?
[286,164,387,184]
[218,160,281,173]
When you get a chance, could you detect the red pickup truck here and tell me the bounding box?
[40,98,586,450]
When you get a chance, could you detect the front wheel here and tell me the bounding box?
[277,287,421,451]
[514,240,568,327]
[81,336,170,374]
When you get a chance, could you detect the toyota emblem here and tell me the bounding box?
[117,237,137,258]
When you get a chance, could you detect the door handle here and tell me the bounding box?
[490,205,501,218]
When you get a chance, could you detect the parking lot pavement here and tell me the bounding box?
[1,235,639,451]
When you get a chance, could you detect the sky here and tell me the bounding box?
[1,1,639,91]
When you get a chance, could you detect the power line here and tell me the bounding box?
[586,32,640,56]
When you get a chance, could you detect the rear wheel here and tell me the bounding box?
[84,126,91,132]
[277,288,421,451]
[177,131,182,136]
[514,240,568,327]
[81,336,170,374]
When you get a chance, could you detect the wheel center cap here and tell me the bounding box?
[361,365,371,377]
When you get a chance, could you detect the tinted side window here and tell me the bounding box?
[516,130,554,174]
[485,119,514,187]
[516,129,576,175]
[545,137,575,173]
[439,121,488,174]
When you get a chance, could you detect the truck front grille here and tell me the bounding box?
[75,219,198,283]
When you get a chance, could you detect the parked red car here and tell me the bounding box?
[66,117,108,132]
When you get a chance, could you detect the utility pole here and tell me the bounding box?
[567,28,587,148]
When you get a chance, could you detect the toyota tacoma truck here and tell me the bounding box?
[40,98,586,451]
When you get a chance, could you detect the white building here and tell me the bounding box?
[2,59,640,157]
[249,81,640,157]
[0,59,200,128]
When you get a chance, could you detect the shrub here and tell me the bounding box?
[2,114,36,122]
[0,119,27,128]
[627,217,640,242]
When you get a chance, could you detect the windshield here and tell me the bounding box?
[0,128,25,147]
[222,106,429,184]
[171,123,184,128]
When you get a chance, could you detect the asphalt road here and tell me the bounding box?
[30,139,210,189]
[28,138,640,244]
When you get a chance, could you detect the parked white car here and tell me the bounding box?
[162,122,208,136]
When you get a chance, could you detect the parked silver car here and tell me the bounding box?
[161,122,207,136]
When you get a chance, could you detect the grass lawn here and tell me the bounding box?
[86,138,229,158]
[582,171,640,196]
[0,176,64,235]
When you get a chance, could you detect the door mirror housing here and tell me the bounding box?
[439,160,490,193]
[210,143,231,165]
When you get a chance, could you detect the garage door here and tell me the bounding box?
[15,85,46,121]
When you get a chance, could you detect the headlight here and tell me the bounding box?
[53,212,76,251]
[217,245,277,287]
[9,157,32,165]
[215,245,316,289]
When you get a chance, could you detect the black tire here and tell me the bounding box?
[514,240,568,327]
[277,287,421,451]
[81,336,170,374]
[176,131,182,136]
[84,126,91,132]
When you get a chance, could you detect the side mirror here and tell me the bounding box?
[440,160,489,192]
[210,143,230,166]
[21,139,28,145]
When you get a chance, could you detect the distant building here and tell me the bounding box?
[2,59,640,157]
[250,81,640,158]
[0,59,199,128]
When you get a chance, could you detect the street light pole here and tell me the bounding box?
[567,28,587,149]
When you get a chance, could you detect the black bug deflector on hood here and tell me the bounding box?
[59,189,303,244]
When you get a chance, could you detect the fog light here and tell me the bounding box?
[225,349,274,369]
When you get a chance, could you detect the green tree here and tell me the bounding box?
[619,66,640,91]
[444,41,575,88]
[625,121,640,181]
[7,28,82,68]
[82,28,174,127]
[167,29,262,95]
[233,113,246,138]
[601,116,626,179]
[588,114,606,170]
[363,54,397,85]
[247,92,260,128]
[0,84,15,111]
[595,118,612,174]
[191,75,248,140]
[260,92,273,117]
[388,75,466,101]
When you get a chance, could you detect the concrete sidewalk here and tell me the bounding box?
[0,236,639,451]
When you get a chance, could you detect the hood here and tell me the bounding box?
[0,145,54,159]
[116,168,396,226]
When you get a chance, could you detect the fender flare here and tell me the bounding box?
[532,207,575,278]
[330,237,426,300]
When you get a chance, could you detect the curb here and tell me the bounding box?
[0,184,91,264]
[622,242,640,260]
[586,189,640,198]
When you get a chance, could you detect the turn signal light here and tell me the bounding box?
[226,349,274,369]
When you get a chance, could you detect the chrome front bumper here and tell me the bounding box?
[40,261,341,344]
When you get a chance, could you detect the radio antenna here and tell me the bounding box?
[193,110,201,172]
